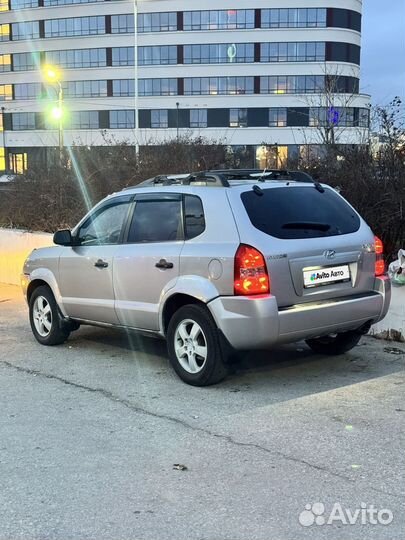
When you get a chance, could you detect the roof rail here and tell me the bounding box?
[124,169,324,192]
[209,169,314,182]
[209,169,324,192]
[134,172,230,188]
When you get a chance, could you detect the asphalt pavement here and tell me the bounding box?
[0,283,404,540]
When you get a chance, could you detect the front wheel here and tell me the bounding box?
[29,285,70,346]
[167,304,228,386]
[306,330,362,356]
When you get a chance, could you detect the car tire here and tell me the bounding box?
[167,304,228,386]
[29,285,70,346]
[306,331,362,356]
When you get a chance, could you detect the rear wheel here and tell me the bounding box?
[29,285,70,346]
[306,331,362,355]
[167,304,228,386]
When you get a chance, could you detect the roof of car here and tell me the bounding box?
[121,169,325,195]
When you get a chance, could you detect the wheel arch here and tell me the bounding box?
[26,268,67,316]
[161,293,207,335]
[159,276,221,335]
[27,279,51,302]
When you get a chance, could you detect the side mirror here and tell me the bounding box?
[53,229,73,246]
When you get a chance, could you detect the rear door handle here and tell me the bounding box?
[94,259,109,269]
[155,259,174,270]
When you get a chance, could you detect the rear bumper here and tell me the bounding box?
[208,276,391,350]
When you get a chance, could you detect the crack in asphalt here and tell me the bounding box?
[0,359,402,500]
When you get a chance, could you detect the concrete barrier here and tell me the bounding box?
[371,285,405,342]
[0,228,53,285]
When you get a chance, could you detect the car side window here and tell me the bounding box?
[77,198,131,246]
[184,195,205,240]
[127,198,183,243]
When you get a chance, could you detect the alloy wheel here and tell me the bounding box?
[174,319,208,374]
[32,295,53,337]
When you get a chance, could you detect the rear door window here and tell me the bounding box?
[241,186,360,239]
[127,196,183,243]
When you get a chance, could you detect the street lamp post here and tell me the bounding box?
[1,106,6,173]
[176,102,179,141]
[57,81,64,160]
[43,65,64,163]
[133,0,139,158]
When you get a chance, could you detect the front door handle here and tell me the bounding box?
[94,259,109,269]
[155,259,174,270]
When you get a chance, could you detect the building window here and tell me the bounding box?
[358,108,370,128]
[0,147,5,172]
[183,9,255,30]
[13,52,40,71]
[230,109,247,128]
[12,112,36,130]
[9,152,28,174]
[261,8,327,28]
[261,42,326,63]
[10,0,38,8]
[112,47,134,66]
[138,12,177,32]
[0,0,9,11]
[113,79,177,97]
[190,109,207,128]
[11,21,40,40]
[109,110,134,129]
[44,16,105,37]
[0,54,11,72]
[139,46,177,66]
[256,145,288,169]
[0,84,12,101]
[45,48,107,68]
[44,0,104,5]
[184,43,254,64]
[66,111,99,129]
[151,110,168,128]
[62,80,107,98]
[0,23,10,41]
[260,75,326,94]
[184,76,254,96]
[309,107,357,128]
[341,108,355,127]
[112,80,134,97]
[309,108,326,127]
[269,108,287,127]
[14,83,42,100]
[139,78,177,96]
[111,14,134,34]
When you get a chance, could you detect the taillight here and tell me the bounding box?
[375,236,385,276]
[234,244,270,295]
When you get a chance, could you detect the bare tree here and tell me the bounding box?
[301,64,367,149]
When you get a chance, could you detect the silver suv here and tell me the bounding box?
[21,170,391,386]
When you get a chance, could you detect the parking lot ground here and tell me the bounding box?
[0,283,404,540]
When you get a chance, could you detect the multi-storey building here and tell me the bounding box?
[0,0,368,173]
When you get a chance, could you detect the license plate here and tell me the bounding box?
[303,265,351,288]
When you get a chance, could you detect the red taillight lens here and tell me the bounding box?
[375,236,385,276]
[234,244,270,295]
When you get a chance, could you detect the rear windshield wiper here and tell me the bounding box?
[282,222,331,232]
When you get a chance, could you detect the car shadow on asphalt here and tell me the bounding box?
[68,325,405,397]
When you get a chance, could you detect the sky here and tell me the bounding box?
[361,0,405,105]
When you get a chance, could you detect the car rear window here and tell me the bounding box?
[241,186,361,239]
